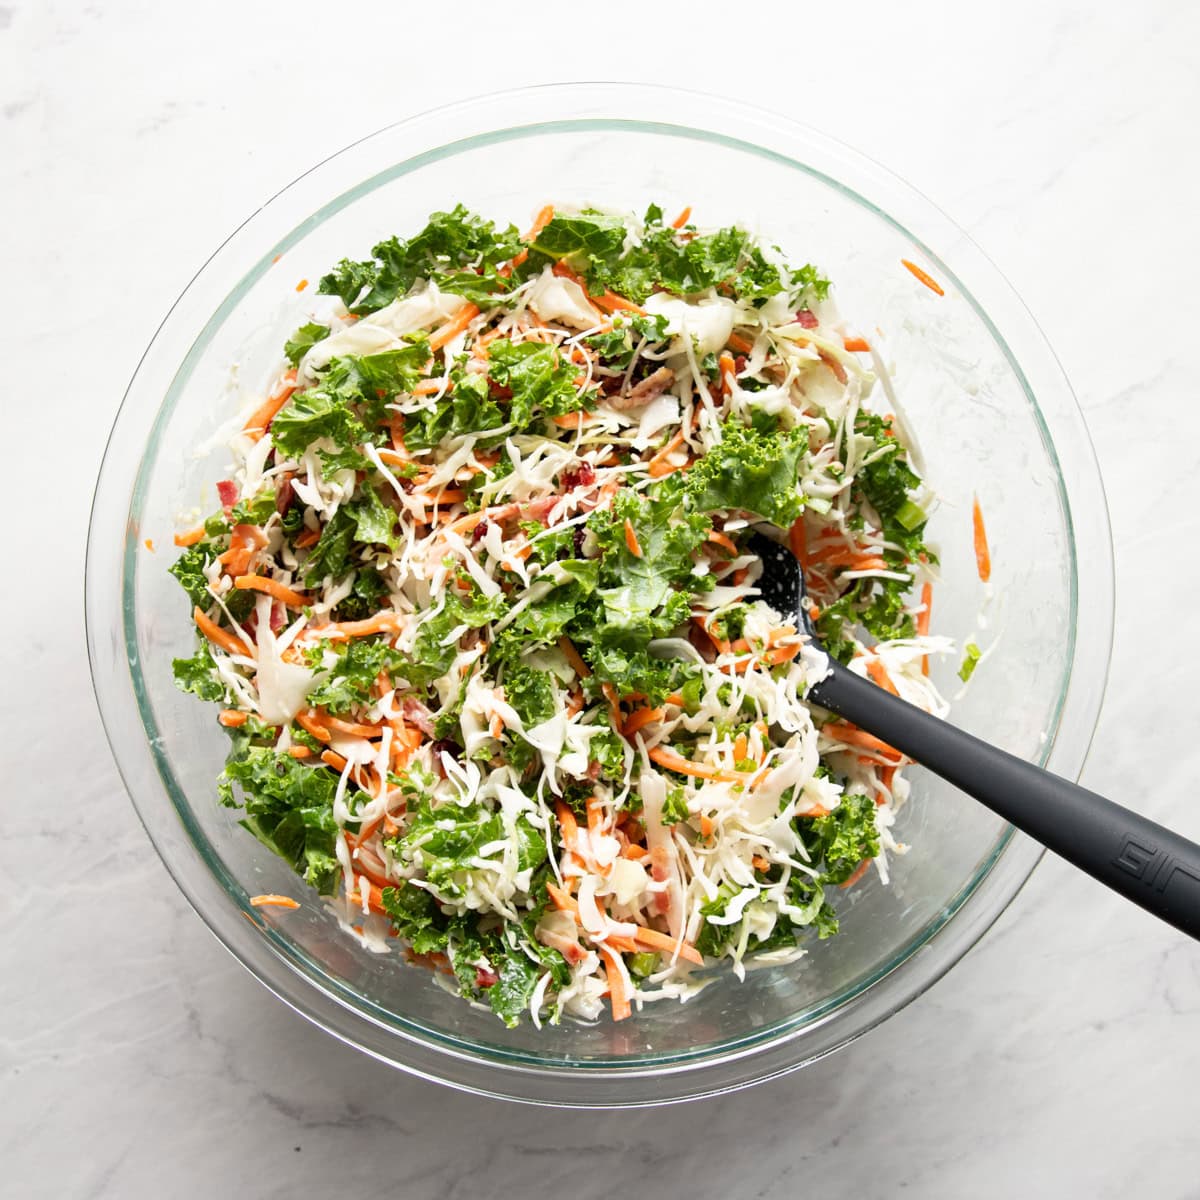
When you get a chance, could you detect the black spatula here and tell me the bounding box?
[749,532,1200,940]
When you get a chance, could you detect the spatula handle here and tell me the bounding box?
[810,662,1200,940]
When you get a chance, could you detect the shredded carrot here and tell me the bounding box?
[546,879,579,915]
[411,378,443,396]
[428,303,481,351]
[552,409,594,430]
[865,657,899,696]
[699,813,714,839]
[901,258,945,297]
[295,278,308,292]
[788,516,808,566]
[623,518,643,558]
[752,855,770,872]
[250,894,300,909]
[295,527,321,549]
[842,336,871,353]
[648,745,744,784]
[621,706,663,738]
[726,331,755,354]
[321,748,348,772]
[733,732,748,762]
[599,946,632,1021]
[706,529,738,557]
[755,642,803,668]
[414,488,466,506]
[717,351,736,396]
[490,713,504,740]
[671,205,692,229]
[294,710,332,744]
[233,574,309,609]
[918,580,933,676]
[822,721,903,762]
[972,495,991,583]
[243,369,298,439]
[646,428,688,478]
[839,859,872,890]
[218,709,248,727]
[877,764,897,807]
[317,712,383,739]
[558,636,592,679]
[631,925,704,966]
[287,745,312,759]
[193,606,251,659]
[323,611,405,639]
[173,525,206,548]
[143,537,155,552]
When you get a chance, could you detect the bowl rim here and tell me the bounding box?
[86,80,1114,1106]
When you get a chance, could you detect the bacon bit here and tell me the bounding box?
[216,479,239,509]
[295,278,309,292]
[671,205,692,229]
[973,495,991,582]
[218,709,248,727]
[250,894,300,909]
[795,309,819,329]
[623,519,643,558]
[818,349,848,385]
[901,258,945,296]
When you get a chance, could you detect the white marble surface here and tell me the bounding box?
[4,1,1200,1195]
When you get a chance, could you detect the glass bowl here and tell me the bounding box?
[85,83,1113,1106]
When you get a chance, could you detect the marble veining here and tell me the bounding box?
[3,0,1199,1196]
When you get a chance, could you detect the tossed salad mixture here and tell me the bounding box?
[169,203,952,1026]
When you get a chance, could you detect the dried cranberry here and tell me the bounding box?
[475,965,499,989]
[734,355,748,374]
[471,518,491,546]
[216,479,238,509]
[562,462,596,491]
[573,526,586,558]
[795,309,819,329]
[275,474,295,516]
[429,739,462,778]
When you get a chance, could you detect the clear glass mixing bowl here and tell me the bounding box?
[85,83,1113,1106]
